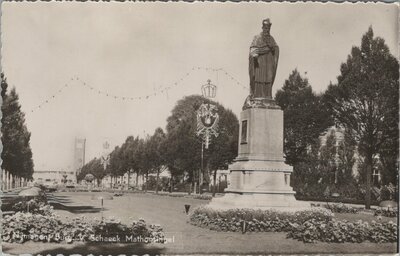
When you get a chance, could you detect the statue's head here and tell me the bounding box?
[262,19,272,34]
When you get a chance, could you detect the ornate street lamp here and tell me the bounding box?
[101,141,111,170]
[195,80,219,194]
[196,79,219,149]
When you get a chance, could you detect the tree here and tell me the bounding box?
[106,146,127,187]
[290,139,324,197]
[78,158,106,186]
[319,130,338,186]
[147,128,167,194]
[336,129,357,189]
[205,106,238,196]
[275,70,333,195]
[275,69,333,166]
[120,136,142,189]
[1,74,34,182]
[132,138,146,189]
[137,135,154,192]
[323,27,399,208]
[164,95,238,193]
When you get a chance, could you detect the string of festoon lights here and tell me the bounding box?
[30,66,247,113]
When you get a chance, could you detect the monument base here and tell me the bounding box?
[208,159,310,210]
[207,106,310,211]
[208,193,310,211]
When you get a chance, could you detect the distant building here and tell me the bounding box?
[32,169,76,184]
[100,169,171,189]
[318,126,381,185]
[74,137,86,176]
[319,126,344,148]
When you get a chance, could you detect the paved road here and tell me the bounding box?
[3,192,397,255]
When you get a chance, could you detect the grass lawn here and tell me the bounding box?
[3,192,398,255]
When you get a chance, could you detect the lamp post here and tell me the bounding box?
[91,193,113,220]
[196,79,219,194]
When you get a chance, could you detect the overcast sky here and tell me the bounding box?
[1,2,398,171]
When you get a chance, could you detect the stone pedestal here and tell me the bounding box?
[208,107,309,210]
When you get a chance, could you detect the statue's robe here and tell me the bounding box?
[249,33,279,99]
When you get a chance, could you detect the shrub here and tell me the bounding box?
[374,208,398,218]
[2,209,165,244]
[2,211,66,243]
[287,219,397,243]
[93,217,165,243]
[323,203,362,214]
[190,194,213,200]
[12,199,53,215]
[168,193,185,198]
[190,206,397,243]
[380,184,397,201]
[189,207,333,232]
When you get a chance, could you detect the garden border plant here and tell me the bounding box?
[189,206,397,243]
[323,203,362,214]
[3,203,165,244]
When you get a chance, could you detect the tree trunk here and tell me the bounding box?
[2,170,4,191]
[212,169,217,197]
[11,174,14,189]
[5,171,8,190]
[8,172,12,190]
[155,168,160,194]
[135,171,139,189]
[145,172,149,192]
[365,154,372,209]
[127,170,131,190]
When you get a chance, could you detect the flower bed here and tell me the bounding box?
[323,203,362,214]
[190,207,333,232]
[191,194,213,200]
[287,219,397,243]
[12,199,52,215]
[2,206,165,244]
[190,206,397,243]
[374,208,398,218]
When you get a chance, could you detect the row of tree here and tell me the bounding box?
[78,95,239,195]
[1,73,35,183]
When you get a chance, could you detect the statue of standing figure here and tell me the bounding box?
[249,18,279,100]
